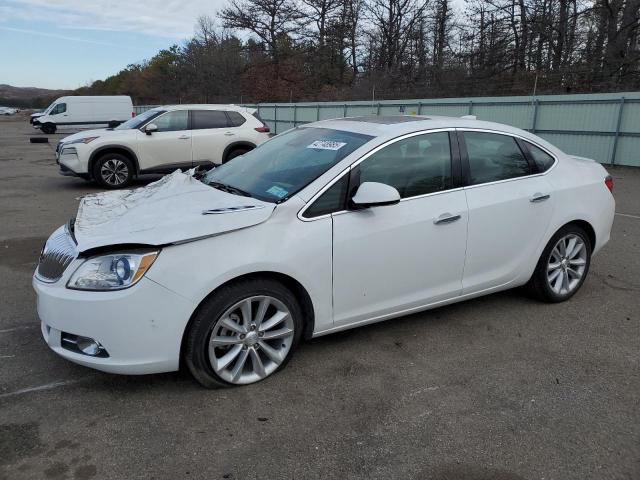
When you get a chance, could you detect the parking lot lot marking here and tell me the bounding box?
[0,379,85,399]
[0,325,37,334]
[615,212,640,219]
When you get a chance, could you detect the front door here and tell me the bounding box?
[331,131,469,327]
[137,110,191,172]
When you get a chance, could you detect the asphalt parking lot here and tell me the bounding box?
[0,115,639,480]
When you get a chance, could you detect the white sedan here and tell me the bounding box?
[33,115,615,387]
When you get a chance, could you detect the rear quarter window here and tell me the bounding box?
[525,142,555,172]
[227,111,247,127]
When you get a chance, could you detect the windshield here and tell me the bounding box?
[115,109,165,130]
[201,127,373,203]
[41,101,56,114]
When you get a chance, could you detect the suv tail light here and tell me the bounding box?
[132,111,136,118]
[255,126,270,133]
[605,175,614,193]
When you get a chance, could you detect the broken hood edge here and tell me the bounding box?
[73,170,276,252]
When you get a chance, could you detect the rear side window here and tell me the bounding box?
[227,111,247,127]
[192,110,228,129]
[463,132,530,185]
[525,142,555,172]
[303,175,349,218]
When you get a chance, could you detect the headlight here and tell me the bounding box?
[67,250,159,291]
[66,136,99,145]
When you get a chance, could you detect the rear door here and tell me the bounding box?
[190,110,232,166]
[459,130,555,294]
[136,110,191,172]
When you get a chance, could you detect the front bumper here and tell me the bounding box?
[34,270,196,375]
[58,147,90,179]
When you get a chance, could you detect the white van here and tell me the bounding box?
[32,96,133,134]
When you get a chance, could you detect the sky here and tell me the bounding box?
[0,0,227,89]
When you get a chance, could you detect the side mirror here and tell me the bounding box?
[144,123,158,135]
[351,182,400,208]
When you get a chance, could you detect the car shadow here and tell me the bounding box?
[69,288,537,394]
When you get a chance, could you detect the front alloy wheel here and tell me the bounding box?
[93,153,133,189]
[100,159,129,186]
[209,296,295,384]
[185,279,303,388]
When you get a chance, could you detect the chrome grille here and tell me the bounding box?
[36,225,78,283]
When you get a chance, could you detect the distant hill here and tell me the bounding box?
[0,84,70,108]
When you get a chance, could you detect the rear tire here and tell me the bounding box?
[527,224,592,302]
[185,278,303,388]
[92,153,134,189]
[41,123,56,134]
[223,147,250,163]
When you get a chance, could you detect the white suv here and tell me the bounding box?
[56,104,271,188]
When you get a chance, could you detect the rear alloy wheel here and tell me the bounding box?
[546,234,588,296]
[528,225,592,302]
[185,279,303,388]
[93,154,133,189]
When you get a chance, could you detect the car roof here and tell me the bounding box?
[159,104,255,113]
[309,115,561,154]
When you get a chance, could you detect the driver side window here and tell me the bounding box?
[152,110,189,132]
[51,103,66,115]
[352,132,453,199]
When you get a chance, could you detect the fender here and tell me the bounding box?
[89,144,141,175]
[222,141,256,162]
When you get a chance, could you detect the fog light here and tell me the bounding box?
[76,336,103,356]
[61,332,109,357]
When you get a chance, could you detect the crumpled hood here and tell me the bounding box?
[74,170,275,252]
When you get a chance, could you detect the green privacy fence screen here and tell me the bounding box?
[135,91,640,167]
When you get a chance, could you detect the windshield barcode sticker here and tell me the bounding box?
[307,140,347,150]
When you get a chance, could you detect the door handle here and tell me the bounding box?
[530,193,550,203]
[178,135,189,140]
[434,213,461,225]
[224,132,235,136]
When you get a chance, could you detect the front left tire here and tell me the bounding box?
[184,278,303,388]
[93,153,134,189]
[41,123,56,134]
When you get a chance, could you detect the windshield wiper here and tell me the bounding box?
[208,181,252,198]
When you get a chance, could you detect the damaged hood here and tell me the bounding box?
[74,170,275,252]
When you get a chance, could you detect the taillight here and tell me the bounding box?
[605,175,614,193]
[132,112,135,118]
[255,126,270,133]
